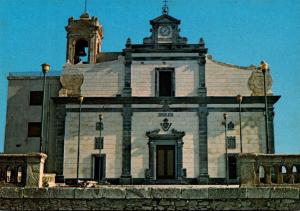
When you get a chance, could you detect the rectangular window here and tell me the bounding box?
[155,68,175,97]
[28,122,41,137]
[30,91,43,105]
[227,136,236,149]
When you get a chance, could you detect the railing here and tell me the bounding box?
[238,153,300,186]
[0,153,47,188]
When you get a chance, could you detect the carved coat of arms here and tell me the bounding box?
[160,118,172,131]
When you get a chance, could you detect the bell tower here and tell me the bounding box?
[65,12,103,64]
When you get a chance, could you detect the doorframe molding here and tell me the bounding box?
[145,129,185,182]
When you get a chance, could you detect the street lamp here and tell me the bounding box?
[223,113,228,186]
[98,114,103,184]
[76,95,84,185]
[40,63,50,153]
[236,94,243,153]
[260,60,270,154]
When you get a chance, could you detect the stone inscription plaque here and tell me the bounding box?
[158,113,173,117]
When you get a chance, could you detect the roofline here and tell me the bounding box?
[207,55,258,70]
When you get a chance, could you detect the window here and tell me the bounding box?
[155,68,175,96]
[227,121,235,130]
[227,136,236,149]
[30,91,43,105]
[28,122,41,137]
[74,39,89,64]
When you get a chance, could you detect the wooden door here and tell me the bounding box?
[156,145,175,179]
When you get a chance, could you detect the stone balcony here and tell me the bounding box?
[0,153,48,188]
[238,153,300,187]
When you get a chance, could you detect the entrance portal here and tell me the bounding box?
[156,145,175,179]
[146,128,185,182]
[93,155,106,181]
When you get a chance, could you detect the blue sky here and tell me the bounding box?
[0,0,299,153]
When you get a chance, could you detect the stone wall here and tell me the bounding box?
[0,186,299,210]
[5,76,60,174]
[62,58,125,97]
[131,112,199,178]
[205,58,257,96]
[131,53,199,97]
[207,108,266,178]
[63,110,123,178]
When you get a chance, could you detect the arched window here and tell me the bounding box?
[17,166,22,183]
[6,166,11,183]
[282,166,288,183]
[74,39,89,64]
[259,166,265,183]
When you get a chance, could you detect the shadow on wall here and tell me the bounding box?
[4,78,61,155]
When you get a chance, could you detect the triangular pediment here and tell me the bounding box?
[150,14,180,25]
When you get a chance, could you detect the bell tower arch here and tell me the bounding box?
[65,12,103,64]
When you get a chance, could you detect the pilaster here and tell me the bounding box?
[123,38,132,96]
[197,106,209,183]
[120,39,133,184]
[54,104,66,182]
[176,139,184,180]
[120,104,133,184]
[268,110,275,154]
[148,140,155,181]
[197,42,207,96]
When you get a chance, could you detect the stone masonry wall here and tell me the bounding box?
[206,58,257,96]
[131,112,199,178]
[62,58,125,97]
[207,110,265,178]
[131,55,199,97]
[63,110,123,178]
[0,186,299,210]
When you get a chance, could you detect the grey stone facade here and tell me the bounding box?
[4,10,280,184]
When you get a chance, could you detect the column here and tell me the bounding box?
[198,107,209,183]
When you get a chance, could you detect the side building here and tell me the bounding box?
[4,10,280,184]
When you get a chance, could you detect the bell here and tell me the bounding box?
[78,50,87,57]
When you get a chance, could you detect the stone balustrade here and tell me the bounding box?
[238,153,300,186]
[0,153,47,188]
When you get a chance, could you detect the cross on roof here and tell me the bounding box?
[84,0,87,13]
[162,0,169,15]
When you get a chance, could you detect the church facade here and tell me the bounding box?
[4,8,280,184]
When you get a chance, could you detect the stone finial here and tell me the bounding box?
[162,0,169,15]
[199,37,205,45]
[80,12,90,19]
[68,16,74,23]
[126,38,132,48]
